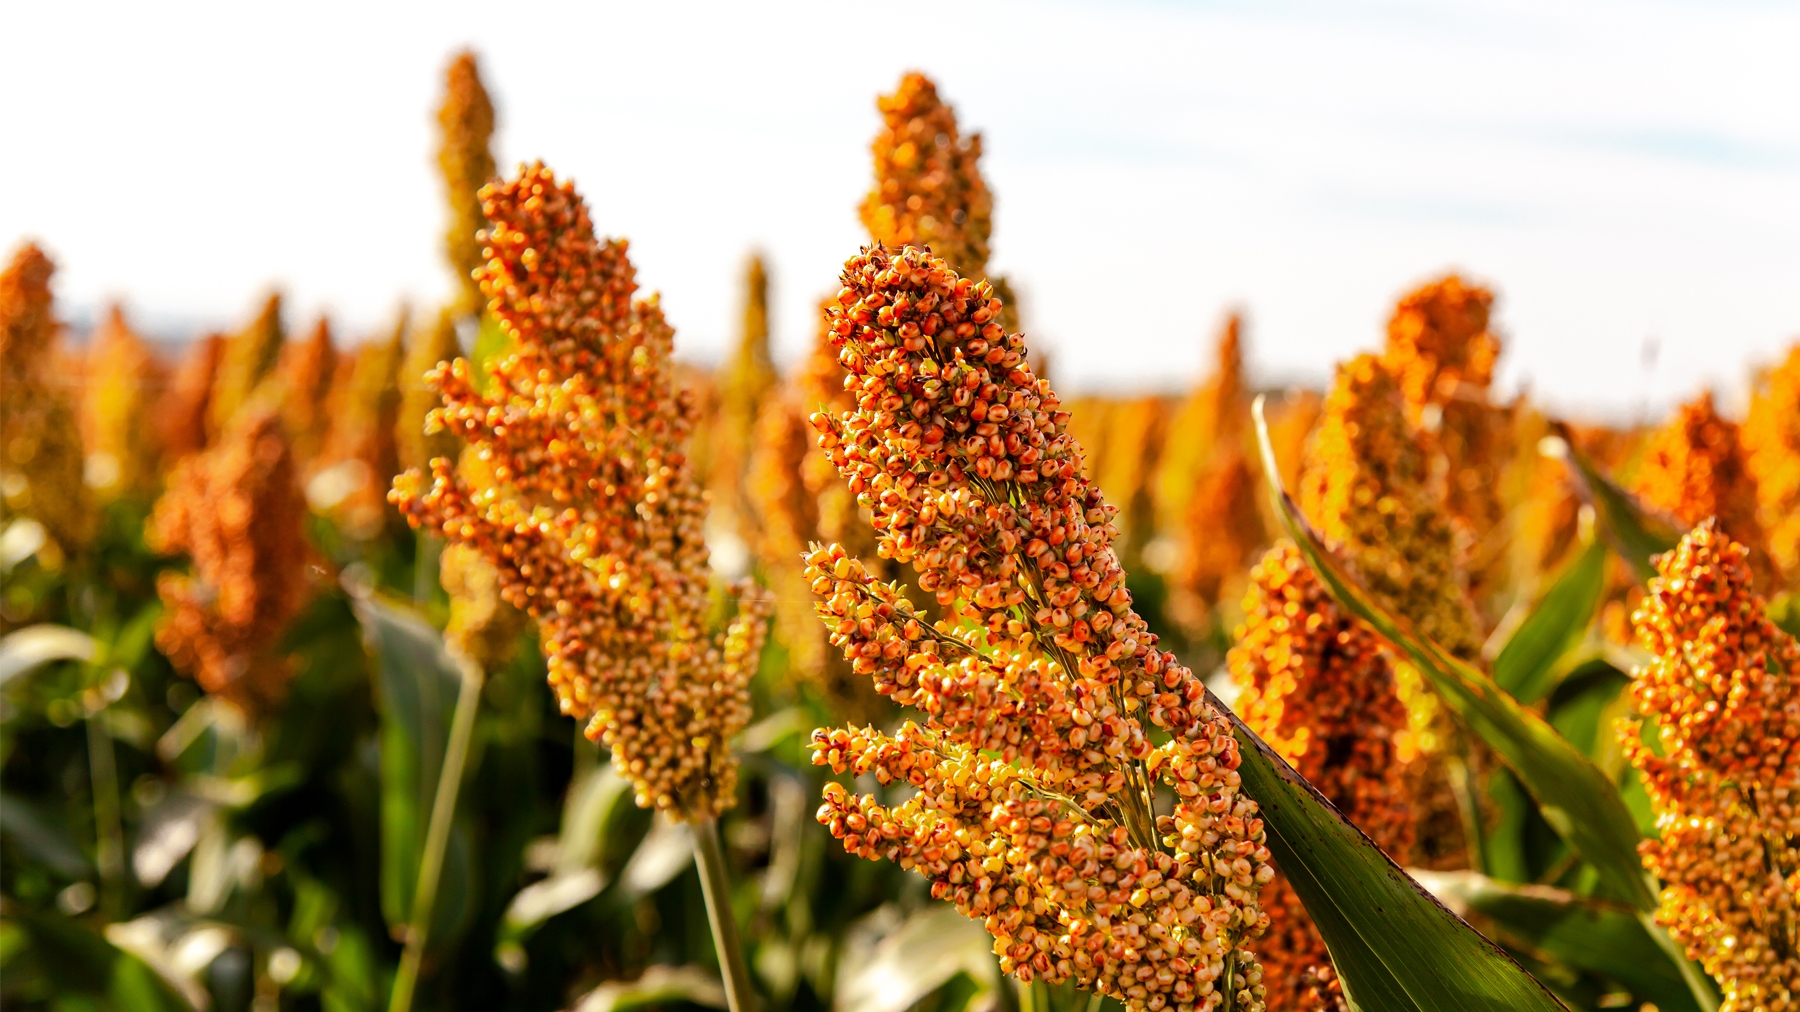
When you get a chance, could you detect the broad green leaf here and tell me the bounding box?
[1415,870,1717,1012]
[1494,537,1607,704]
[1225,699,1568,1011]
[1547,425,1679,581]
[1252,397,1655,914]
[351,594,476,951]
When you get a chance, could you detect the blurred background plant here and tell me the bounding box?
[2,46,1796,1012]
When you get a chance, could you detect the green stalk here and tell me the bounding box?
[86,712,125,916]
[414,531,442,606]
[692,815,754,1012]
[388,654,484,1012]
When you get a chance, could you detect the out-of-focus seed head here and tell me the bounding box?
[158,333,227,462]
[2,243,96,554]
[807,244,1271,1011]
[1632,391,1778,591]
[1299,353,1481,869]
[437,50,497,320]
[1745,342,1800,581]
[147,405,313,716]
[80,304,167,501]
[208,294,286,440]
[389,163,769,821]
[278,318,338,470]
[713,253,779,536]
[1229,541,1412,1010]
[439,541,528,673]
[318,315,406,540]
[1622,520,1800,1012]
[397,308,464,474]
[1742,345,1800,583]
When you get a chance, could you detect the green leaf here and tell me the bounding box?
[351,594,476,951]
[1494,537,1607,704]
[1415,870,1717,1012]
[835,905,999,1012]
[1547,424,1680,582]
[1252,397,1655,914]
[0,790,91,878]
[6,908,194,1011]
[1225,700,1568,1011]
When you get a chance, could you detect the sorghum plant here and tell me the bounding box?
[437,49,497,320]
[1633,391,1778,591]
[1744,343,1800,583]
[158,331,226,461]
[208,293,285,441]
[1300,353,1482,869]
[79,304,166,501]
[1622,519,1800,1011]
[808,245,1273,1011]
[389,163,768,820]
[278,317,339,471]
[147,404,313,716]
[1,243,95,555]
[1228,542,1413,1011]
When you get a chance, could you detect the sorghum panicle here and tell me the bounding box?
[438,541,528,673]
[389,164,769,820]
[322,315,406,539]
[808,245,1272,1011]
[1154,314,1248,534]
[397,309,464,474]
[1744,343,1800,583]
[713,253,779,533]
[1380,275,1512,613]
[80,304,167,500]
[278,318,339,471]
[158,332,226,462]
[208,293,285,441]
[1229,542,1413,1011]
[1632,391,1779,591]
[437,49,497,320]
[1622,520,1800,1012]
[147,405,313,716]
[861,72,1018,333]
[1,243,96,554]
[1300,353,1482,869]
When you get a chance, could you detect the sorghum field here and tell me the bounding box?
[4,52,1799,1012]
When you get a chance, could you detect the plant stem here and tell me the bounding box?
[388,653,484,1012]
[692,815,754,1012]
[414,531,442,606]
[86,712,125,916]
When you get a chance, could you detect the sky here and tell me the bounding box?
[5,0,1798,420]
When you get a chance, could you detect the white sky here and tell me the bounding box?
[6,0,1798,420]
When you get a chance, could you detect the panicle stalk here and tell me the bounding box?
[146,405,313,716]
[1632,392,1778,591]
[389,163,768,821]
[1742,346,1800,584]
[1622,520,1800,1012]
[807,245,1272,1011]
[1228,542,1413,1011]
[1,243,96,555]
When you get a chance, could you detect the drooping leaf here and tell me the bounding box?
[1494,536,1607,704]
[1252,397,1655,914]
[834,905,998,1012]
[567,965,727,1012]
[1548,423,1680,582]
[1415,870,1717,1012]
[0,624,98,686]
[1225,699,1568,1011]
